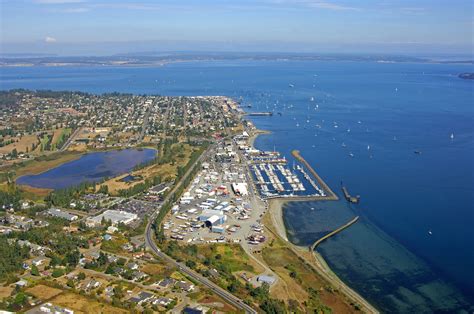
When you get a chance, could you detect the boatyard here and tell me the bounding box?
[162,137,268,248]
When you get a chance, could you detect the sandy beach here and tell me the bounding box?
[248,129,270,148]
[267,198,289,241]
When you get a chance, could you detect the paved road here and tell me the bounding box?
[138,101,152,142]
[59,127,82,152]
[143,143,257,314]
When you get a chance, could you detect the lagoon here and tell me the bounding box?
[16,148,156,190]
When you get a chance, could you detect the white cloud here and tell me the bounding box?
[44,36,57,43]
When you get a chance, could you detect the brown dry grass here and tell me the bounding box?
[26,284,63,300]
[0,286,14,299]
[69,142,88,152]
[50,292,128,314]
[0,134,39,155]
[17,184,52,198]
[141,263,167,276]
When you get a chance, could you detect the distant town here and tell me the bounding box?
[2,52,472,69]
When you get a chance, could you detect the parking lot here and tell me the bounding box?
[162,140,268,247]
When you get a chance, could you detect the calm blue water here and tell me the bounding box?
[16,148,156,189]
[1,60,473,312]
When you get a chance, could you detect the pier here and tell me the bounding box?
[291,150,338,201]
[310,216,359,251]
[245,112,273,116]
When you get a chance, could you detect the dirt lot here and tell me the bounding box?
[26,284,63,300]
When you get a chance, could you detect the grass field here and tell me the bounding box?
[34,133,51,153]
[50,292,128,314]
[26,284,63,300]
[0,134,38,155]
[51,128,72,150]
[200,244,261,273]
[141,263,169,276]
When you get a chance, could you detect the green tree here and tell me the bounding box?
[31,264,39,276]
[52,268,65,278]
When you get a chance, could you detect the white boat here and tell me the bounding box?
[367,145,370,150]
[450,133,454,140]
[349,153,354,158]
[310,97,314,101]
[428,230,433,235]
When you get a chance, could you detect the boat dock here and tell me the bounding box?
[310,216,359,251]
[246,112,273,116]
[341,184,360,204]
[291,150,338,201]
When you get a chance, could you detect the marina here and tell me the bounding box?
[246,148,327,199]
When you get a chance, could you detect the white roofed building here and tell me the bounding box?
[231,182,248,196]
[86,210,138,227]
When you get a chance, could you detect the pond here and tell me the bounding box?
[16,148,156,190]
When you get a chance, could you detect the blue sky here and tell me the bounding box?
[0,0,473,55]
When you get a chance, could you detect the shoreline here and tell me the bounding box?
[249,127,378,313]
[267,197,379,314]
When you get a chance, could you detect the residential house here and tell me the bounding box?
[129,291,155,305]
[176,281,195,292]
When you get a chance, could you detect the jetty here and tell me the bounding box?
[310,216,359,251]
[341,183,360,204]
[291,150,338,201]
[245,112,273,116]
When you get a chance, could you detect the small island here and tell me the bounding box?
[458,72,474,80]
